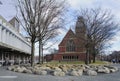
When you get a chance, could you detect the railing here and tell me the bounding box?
[0,15,31,54]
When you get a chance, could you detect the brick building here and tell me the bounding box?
[45,17,86,61]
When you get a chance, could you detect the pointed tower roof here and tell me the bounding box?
[75,16,85,29]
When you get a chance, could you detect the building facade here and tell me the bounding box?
[45,17,87,61]
[0,15,31,65]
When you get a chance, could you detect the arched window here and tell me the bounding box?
[66,39,75,52]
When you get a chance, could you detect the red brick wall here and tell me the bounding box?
[45,27,87,62]
[51,53,86,61]
[53,54,62,60]
[59,46,65,52]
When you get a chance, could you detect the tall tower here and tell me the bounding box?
[75,16,86,39]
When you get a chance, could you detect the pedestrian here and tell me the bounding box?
[112,59,115,63]
[4,57,9,66]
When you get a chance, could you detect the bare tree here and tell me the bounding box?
[109,51,120,63]
[35,0,66,64]
[77,8,119,64]
[17,0,38,66]
[17,0,66,66]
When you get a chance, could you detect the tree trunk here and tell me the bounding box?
[85,47,89,65]
[89,54,91,64]
[89,47,92,64]
[39,40,43,64]
[38,40,42,64]
[41,44,44,64]
[31,41,35,66]
[93,54,96,63]
[92,48,97,63]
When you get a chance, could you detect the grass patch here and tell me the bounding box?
[90,61,110,65]
[46,61,84,65]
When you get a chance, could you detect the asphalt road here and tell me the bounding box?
[0,64,120,81]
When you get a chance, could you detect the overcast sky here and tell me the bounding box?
[0,0,120,55]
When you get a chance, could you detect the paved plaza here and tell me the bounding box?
[0,64,119,81]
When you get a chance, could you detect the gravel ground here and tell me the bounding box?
[0,64,119,81]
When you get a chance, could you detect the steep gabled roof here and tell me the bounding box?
[59,29,76,46]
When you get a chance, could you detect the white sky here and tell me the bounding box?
[0,0,120,55]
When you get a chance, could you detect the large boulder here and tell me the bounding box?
[33,70,41,75]
[70,70,83,76]
[54,67,62,72]
[34,66,40,70]
[97,67,110,74]
[33,69,47,75]
[105,66,118,73]
[39,66,51,71]
[23,69,33,74]
[40,71,47,75]
[80,66,86,71]
[61,67,68,73]
[0,64,2,67]
[17,67,24,73]
[7,66,14,71]
[19,66,27,72]
[77,69,83,76]
[89,65,98,71]
[11,66,27,73]
[52,71,65,76]
[26,67,34,71]
[84,65,90,69]
[13,66,21,72]
[106,66,118,72]
[86,70,97,76]
[112,66,118,71]
[110,69,116,73]
[70,71,77,76]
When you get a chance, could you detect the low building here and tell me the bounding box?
[45,17,87,62]
[0,15,31,65]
